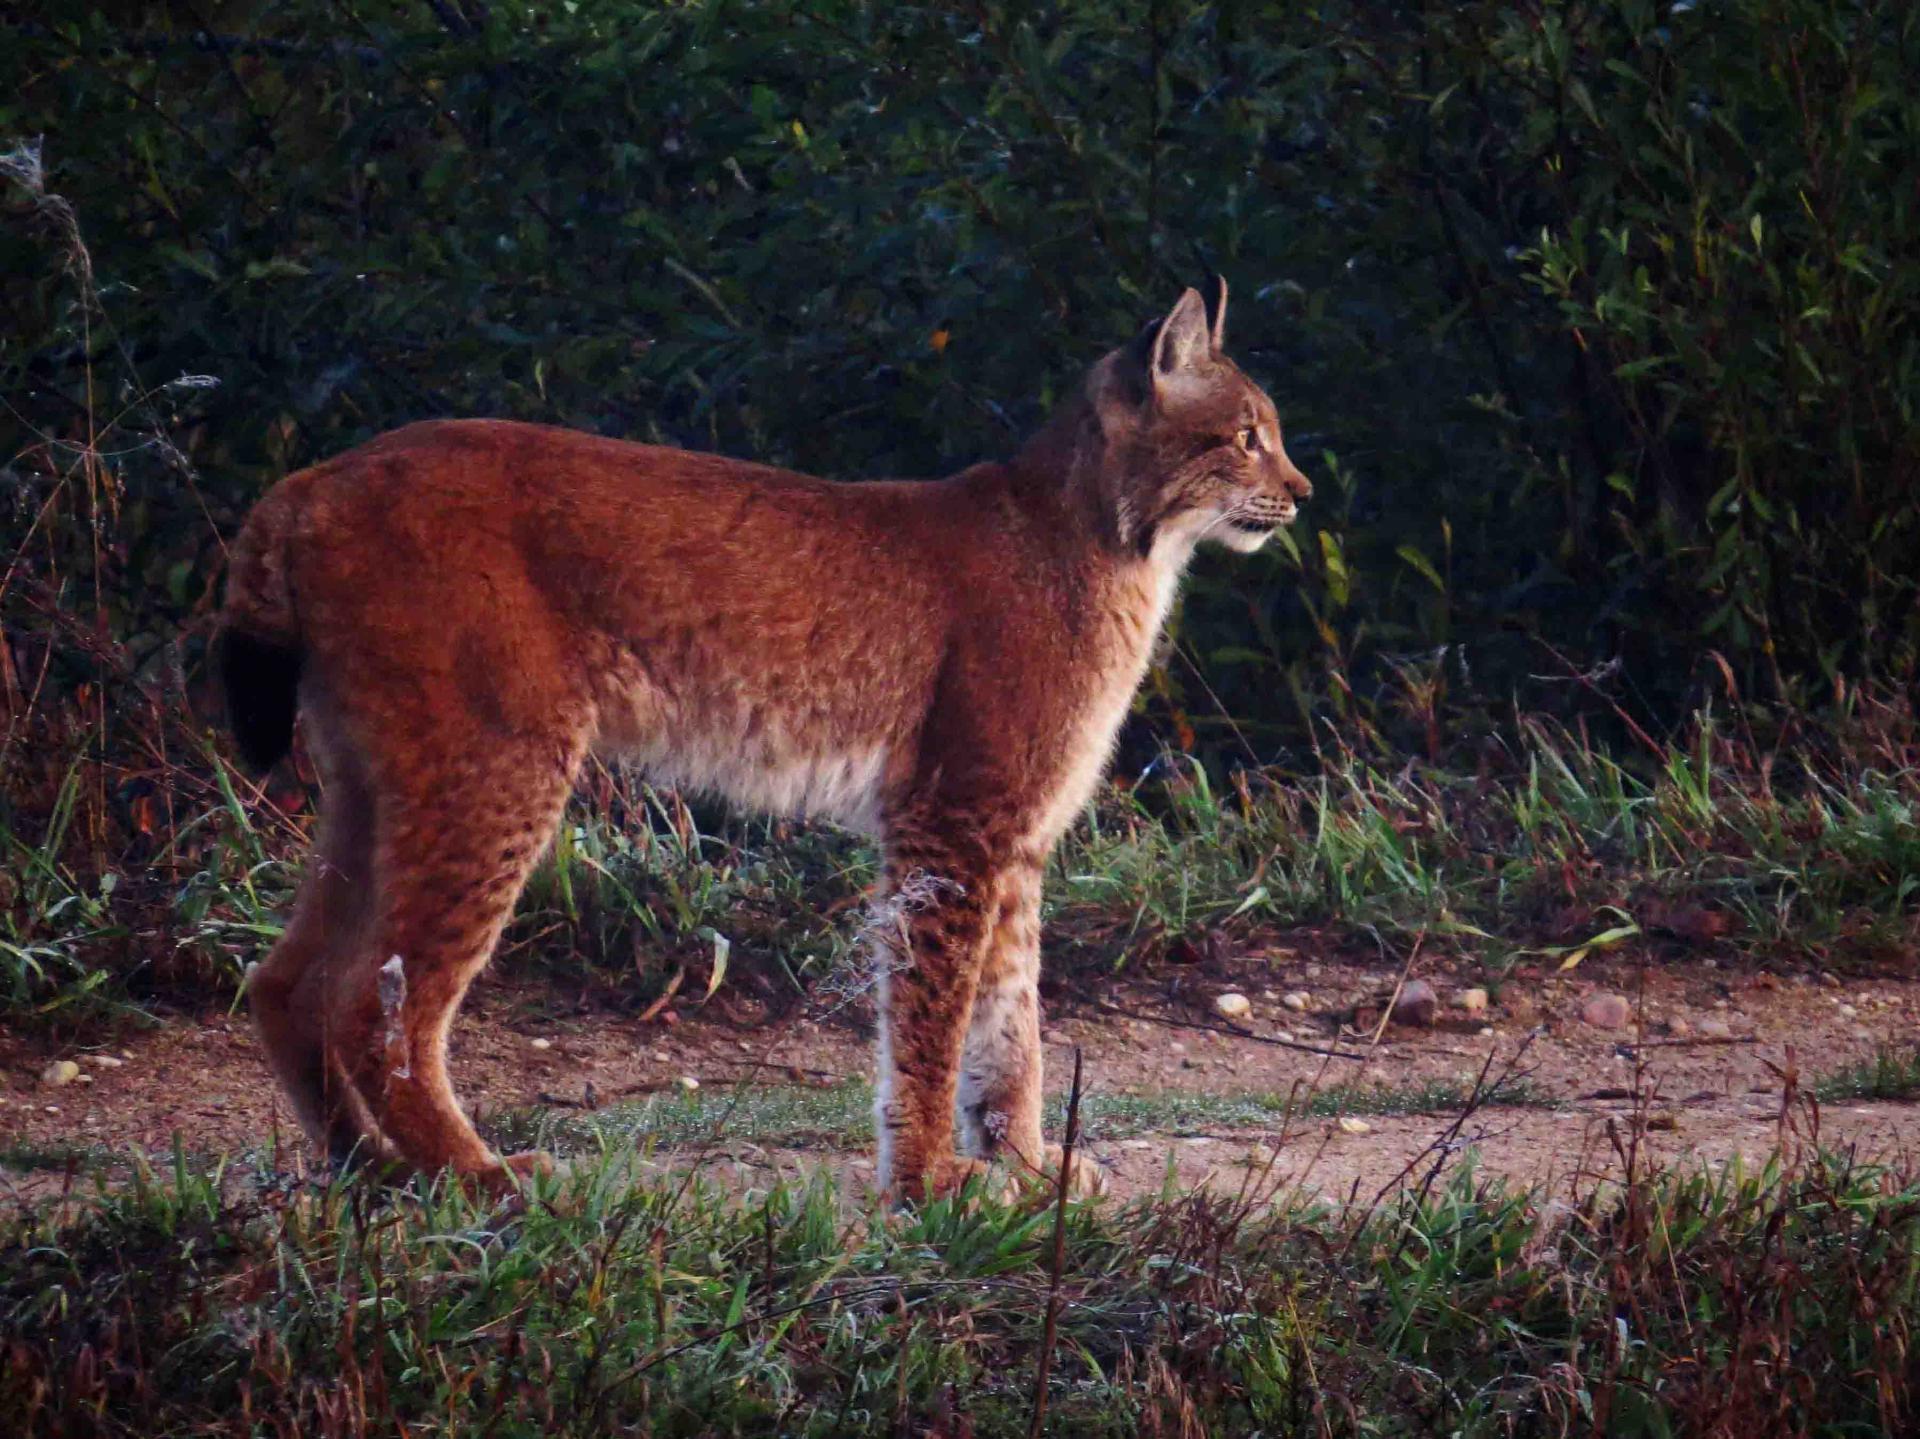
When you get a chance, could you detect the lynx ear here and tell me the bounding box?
[1151,288,1212,383]
[1205,274,1228,351]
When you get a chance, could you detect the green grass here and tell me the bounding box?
[1052,714,1920,970]
[4,708,1916,1032]
[486,1080,879,1156]
[484,1074,1554,1161]
[0,1138,114,1175]
[1815,1046,1920,1104]
[5,1141,1919,1435]
[1064,1075,1554,1136]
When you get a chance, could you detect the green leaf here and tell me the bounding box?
[1612,354,1674,380]
[1318,530,1351,609]
[1395,544,1446,592]
[242,258,311,282]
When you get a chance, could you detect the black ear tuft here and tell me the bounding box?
[1205,273,1228,351]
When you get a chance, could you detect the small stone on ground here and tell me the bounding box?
[1582,993,1632,1029]
[1213,992,1252,1020]
[1392,979,1439,1027]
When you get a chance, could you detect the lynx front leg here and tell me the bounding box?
[871,828,1001,1202]
[956,859,1046,1170]
[957,859,1105,1197]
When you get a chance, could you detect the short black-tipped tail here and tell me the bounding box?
[218,629,303,771]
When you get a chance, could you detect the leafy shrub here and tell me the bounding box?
[1,0,1915,1012]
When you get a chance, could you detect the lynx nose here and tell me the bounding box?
[1280,460,1312,502]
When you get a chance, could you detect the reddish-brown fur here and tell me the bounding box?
[221,285,1311,1199]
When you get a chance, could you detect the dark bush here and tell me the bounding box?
[2,0,1914,871]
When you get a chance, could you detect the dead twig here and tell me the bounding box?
[1340,1030,1543,1260]
[1029,1046,1083,1439]
[1364,929,1427,1051]
[1089,998,1369,1063]
[1616,1035,1760,1053]
[634,963,684,1024]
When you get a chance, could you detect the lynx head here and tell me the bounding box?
[1082,281,1312,558]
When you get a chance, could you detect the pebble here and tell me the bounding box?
[40,1060,81,1087]
[1581,993,1632,1029]
[1838,1004,1859,1019]
[1281,991,1311,1012]
[1698,1017,1734,1041]
[1477,1027,1496,1038]
[1167,1040,1187,1055]
[677,1075,700,1092]
[1664,1015,1693,1038]
[1453,987,1489,1015]
[1213,992,1252,1021]
[84,1054,124,1069]
[1272,1031,1294,1043]
[1336,1117,1372,1135]
[1391,979,1439,1028]
[529,1037,553,1051]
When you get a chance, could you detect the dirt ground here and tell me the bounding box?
[6,945,1920,1207]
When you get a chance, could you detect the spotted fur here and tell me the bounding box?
[222,284,1313,1200]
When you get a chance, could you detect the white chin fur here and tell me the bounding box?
[1215,524,1273,553]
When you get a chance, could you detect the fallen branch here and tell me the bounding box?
[1088,999,1369,1063]
[1616,1035,1760,1053]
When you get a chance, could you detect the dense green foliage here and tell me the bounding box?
[5,0,1916,751]
[2,2,1916,1018]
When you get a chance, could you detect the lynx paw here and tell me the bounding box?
[888,1155,996,1206]
[503,1149,556,1178]
[1038,1142,1109,1200]
[464,1149,556,1203]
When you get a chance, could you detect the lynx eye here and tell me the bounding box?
[1235,427,1260,452]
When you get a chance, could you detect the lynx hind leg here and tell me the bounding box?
[332,744,579,1192]
[247,744,397,1170]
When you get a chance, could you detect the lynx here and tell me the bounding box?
[220,283,1311,1200]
